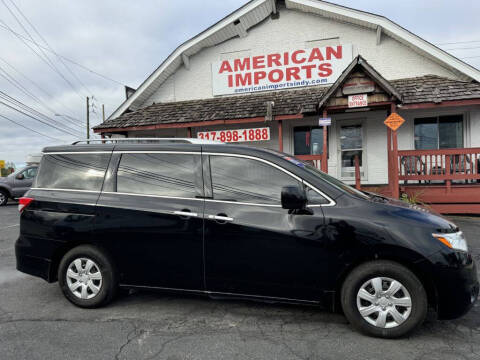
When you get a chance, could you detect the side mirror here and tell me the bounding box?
[281,186,307,210]
[16,173,24,180]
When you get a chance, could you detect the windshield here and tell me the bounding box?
[280,154,370,200]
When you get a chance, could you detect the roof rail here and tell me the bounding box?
[71,138,223,145]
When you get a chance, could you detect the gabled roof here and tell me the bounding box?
[318,55,402,108]
[94,75,480,132]
[109,0,480,120]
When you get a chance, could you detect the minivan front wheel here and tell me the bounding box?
[58,245,117,308]
[341,260,427,338]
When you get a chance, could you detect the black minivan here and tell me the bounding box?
[16,139,478,338]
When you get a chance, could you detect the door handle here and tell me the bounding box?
[207,214,234,222]
[173,210,198,217]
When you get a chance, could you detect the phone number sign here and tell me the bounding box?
[197,127,270,143]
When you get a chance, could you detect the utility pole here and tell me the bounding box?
[86,96,90,141]
[102,104,105,122]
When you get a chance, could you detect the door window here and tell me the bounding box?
[340,125,363,178]
[117,153,199,198]
[23,167,37,179]
[209,155,303,205]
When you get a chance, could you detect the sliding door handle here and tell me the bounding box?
[208,214,234,222]
[174,210,198,217]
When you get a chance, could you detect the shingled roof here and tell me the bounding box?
[391,75,480,104]
[94,75,480,131]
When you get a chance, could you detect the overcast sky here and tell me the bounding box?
[1,0,479,166]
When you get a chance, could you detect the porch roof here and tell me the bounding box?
[94,75,480,132]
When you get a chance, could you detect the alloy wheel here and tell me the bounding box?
[66,258,103,300]
[356,277,412,328]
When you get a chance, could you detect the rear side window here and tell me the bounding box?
[116,153,199,198]
[209,155,302,205]
[36,153,110,191]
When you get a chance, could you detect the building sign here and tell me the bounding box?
[384,113,405,131]
[197,127,270,143]
[318,117,331,126]
[348,94,368,108]
[211,44,353,96]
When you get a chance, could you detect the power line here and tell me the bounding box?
[0,100,80,137]
[0,22,124,86]
[0,55,82,121]
[0,65,83,129]
[0,90,83,135]
[7,0,93,95]
[0,5,86,101]
[0,113,63,141]
[436,40,480,46]
[0,92,83,137]
[444,46,480,51]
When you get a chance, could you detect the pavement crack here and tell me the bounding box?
[114,321,146,360]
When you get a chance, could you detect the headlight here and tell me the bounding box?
[432,231,468,252]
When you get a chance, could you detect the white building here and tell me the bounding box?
[94,0,480,213]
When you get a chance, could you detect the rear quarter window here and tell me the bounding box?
[35,153,110,191]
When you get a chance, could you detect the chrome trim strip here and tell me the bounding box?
[104,191,281,207]
[103,191,204,202]
[117,284,320,304]
[114,151,201,154]
[44,151,112,155]
[31,187,101,194]
[206,198,280,207]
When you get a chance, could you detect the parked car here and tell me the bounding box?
[15,139,478,338]
[0,165,38,206]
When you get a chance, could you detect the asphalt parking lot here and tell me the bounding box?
[1,203,480,360]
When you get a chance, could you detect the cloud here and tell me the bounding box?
[0,0,478,164]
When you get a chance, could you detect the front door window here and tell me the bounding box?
[340,124,363,179]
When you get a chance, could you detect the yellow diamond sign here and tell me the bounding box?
[384,113,405,132]
[0,160,5,169]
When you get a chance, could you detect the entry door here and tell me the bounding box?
[338,123,364,179]
[203,153,330,302]
[94,151,205,290]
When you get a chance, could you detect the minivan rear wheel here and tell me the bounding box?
[341,260,427,338]
[58,245,117,308]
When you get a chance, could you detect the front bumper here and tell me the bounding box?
[428,251,479,320]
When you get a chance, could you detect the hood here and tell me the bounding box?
[365,192,457,232]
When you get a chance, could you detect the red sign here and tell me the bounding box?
[384,113,405,131]
[348,94,368,108]
[197,127,270,143]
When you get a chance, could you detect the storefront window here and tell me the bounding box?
[414,115,463,149]
[294,127,325,155]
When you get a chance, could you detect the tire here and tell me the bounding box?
[0,189,9,206]
[58,245,117,308]
[341,260,427,338]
